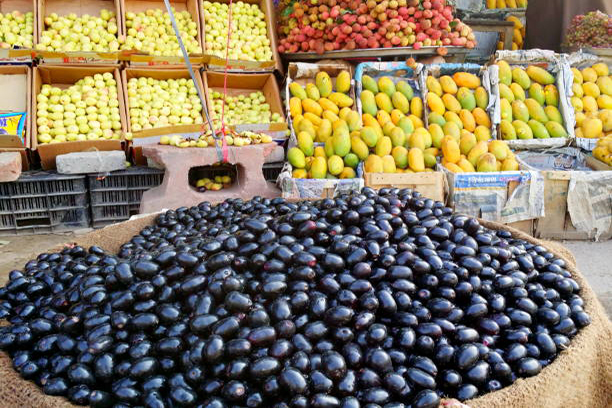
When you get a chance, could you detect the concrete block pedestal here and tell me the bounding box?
[140,143,281,214]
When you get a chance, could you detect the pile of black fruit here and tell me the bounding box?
[0,188,591,408]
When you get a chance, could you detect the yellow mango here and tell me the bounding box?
[381,155,397,173]
[513,120,533,139]
[571,96,584,112]
[501,98,513,122]
[322,110,339,122]
[513,29,523,45]
[545,121,568,138]
[526,65,555,85]
[488,140,509,161]
[473,108,491,128]
[304,112,322,127]
[592,63,609,77]
[599,95,612,109]
[418,127,433,148]
[392,146,409,168]
[314,146,326,158]
[571,68,583,84]
[292,114,303,130]
[581,67,597,83]
[411,97,423,118]
[498,61,512,86]
[453,72,481,89]
[456,87,476,111]
[383,122,396,137]
[427,93,445,116]
[575,112,586,127]
[529,83,545,105]
[544,106,563,124]
[475,87,489,109]
[443,121,461,142]
[329,92,354,108]
[510,82,526,100]
[377,110,392,127]
[408,131,426,151]
[289,82,307,99]
[583,82,601,98]
[298,118,316,138]
[339,167,356,179]
[429,124,445,148]
[444,111,463,129]
[361,126,379,148]
[459,131,477,155]
[467,141,489,166]
[457,157,476,173]
[288,147,306,168]
[362,75,379,93]
[306,83,320,101]
[507,15,523,29]
[332,119,349,135]
[319,97,339,115]
[338,107,350,121]
[500,120,517,140]
[512,100,530,122]
[346,110,361,131]
[324,139,335,157]
[397,81,414,101]
[442,94,462,113]
[364,154,384,173]
[444,162,464,173]
[410,115,425,129]
[544,85,559,106]
[501,158,519,171]
[378,77,396,97]
[292,169,307,178]
[583,96,598,112]
[476,152,498,172]
[375,92,393,113]
[390,126,407,147]
[440,75,458,94]
[512,67,531,89]
[336,70,351,94]
[398,116,415,136]
[597,76,612,96]
[499,83,515,102]
[572,83,584,98]
[442,136,461,163]
[327,155,344,175]
[289,97,303,118]
[582,118,603,138]
[425,147,439,156]
[392,91,410,114]
[474,125,492,142]
[391,109,404,125]
[426,76,442,96]
[302,98,323,116]
[459,109,476,132]
[423,153,437,168]
[428,112,446,127]
[360,90,377,116]
[310,156,328,178]
[408,148,425,172]
[350,136,369,160]
[332,131,351,156]
[315,72,332,97]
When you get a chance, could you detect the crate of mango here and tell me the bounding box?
[494,49,574,150]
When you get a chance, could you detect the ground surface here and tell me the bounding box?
[0,233,610,317]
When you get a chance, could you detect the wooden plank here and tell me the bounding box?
[364,171,445,202]
[507,219,534,235]
[465,20,515,50]
[534,178,570,239]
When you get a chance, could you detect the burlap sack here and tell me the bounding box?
[0,218,610,408]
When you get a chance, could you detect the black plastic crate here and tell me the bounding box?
[0,171,90,235]
[88,166,164,228]
[263,162,284,183]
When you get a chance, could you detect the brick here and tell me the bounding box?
[140,143,281,213]
[56,151,126,174]
[0,152,22,182]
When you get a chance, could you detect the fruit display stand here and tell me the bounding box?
[517,147,612,240]
[441,164,545,235]
[0,0,35,64]
[202,70,286,135]
[0,65,31,171]
[36,0,122,64]
[567,51,611,152]
[285,60,356,142]
[31,65,128,169]
[139,143,280,213]
[422,62,500,138]
[201,0,281,73]
[494,49,575,149]
[121,0,204,66]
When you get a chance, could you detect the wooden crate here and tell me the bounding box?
[534,156,612,240]
[364,171,446,203]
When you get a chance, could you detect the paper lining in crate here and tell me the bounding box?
[277,162,364,200]
[354,61,424,126]
[440,164,544,225]
[421,62,501,139]
[493,49,575,149]
[0,48,33,64]
[285,61,356,147]
[516,147,612,240]
[567,50,611,152]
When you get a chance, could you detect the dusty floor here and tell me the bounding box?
[0,233,610,317]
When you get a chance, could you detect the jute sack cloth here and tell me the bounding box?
[0,216,610,408]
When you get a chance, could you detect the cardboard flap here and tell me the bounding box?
[37,139,122,169]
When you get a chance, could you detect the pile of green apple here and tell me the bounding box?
[0,11,34,49]
[210,91,283,126]
[122,9,201,56]
[201,0,272,61]
[36,73,123,144]
[36,10,119,52]
[127,77,204,132]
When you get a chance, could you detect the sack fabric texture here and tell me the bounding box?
[0,216,610,408]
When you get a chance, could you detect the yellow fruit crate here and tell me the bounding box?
[363,170,446,203]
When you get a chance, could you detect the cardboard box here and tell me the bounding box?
[200,0,281,73]
[202,71,286,132]
[122,0,203,66]
[517,148,612,240]
[0,0,36,63]
[0,65,31,149]
[37,0,122,63]
[31,65,127,169]
[364,171,446,203]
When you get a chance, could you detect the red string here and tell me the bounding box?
[218,0,234,163]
